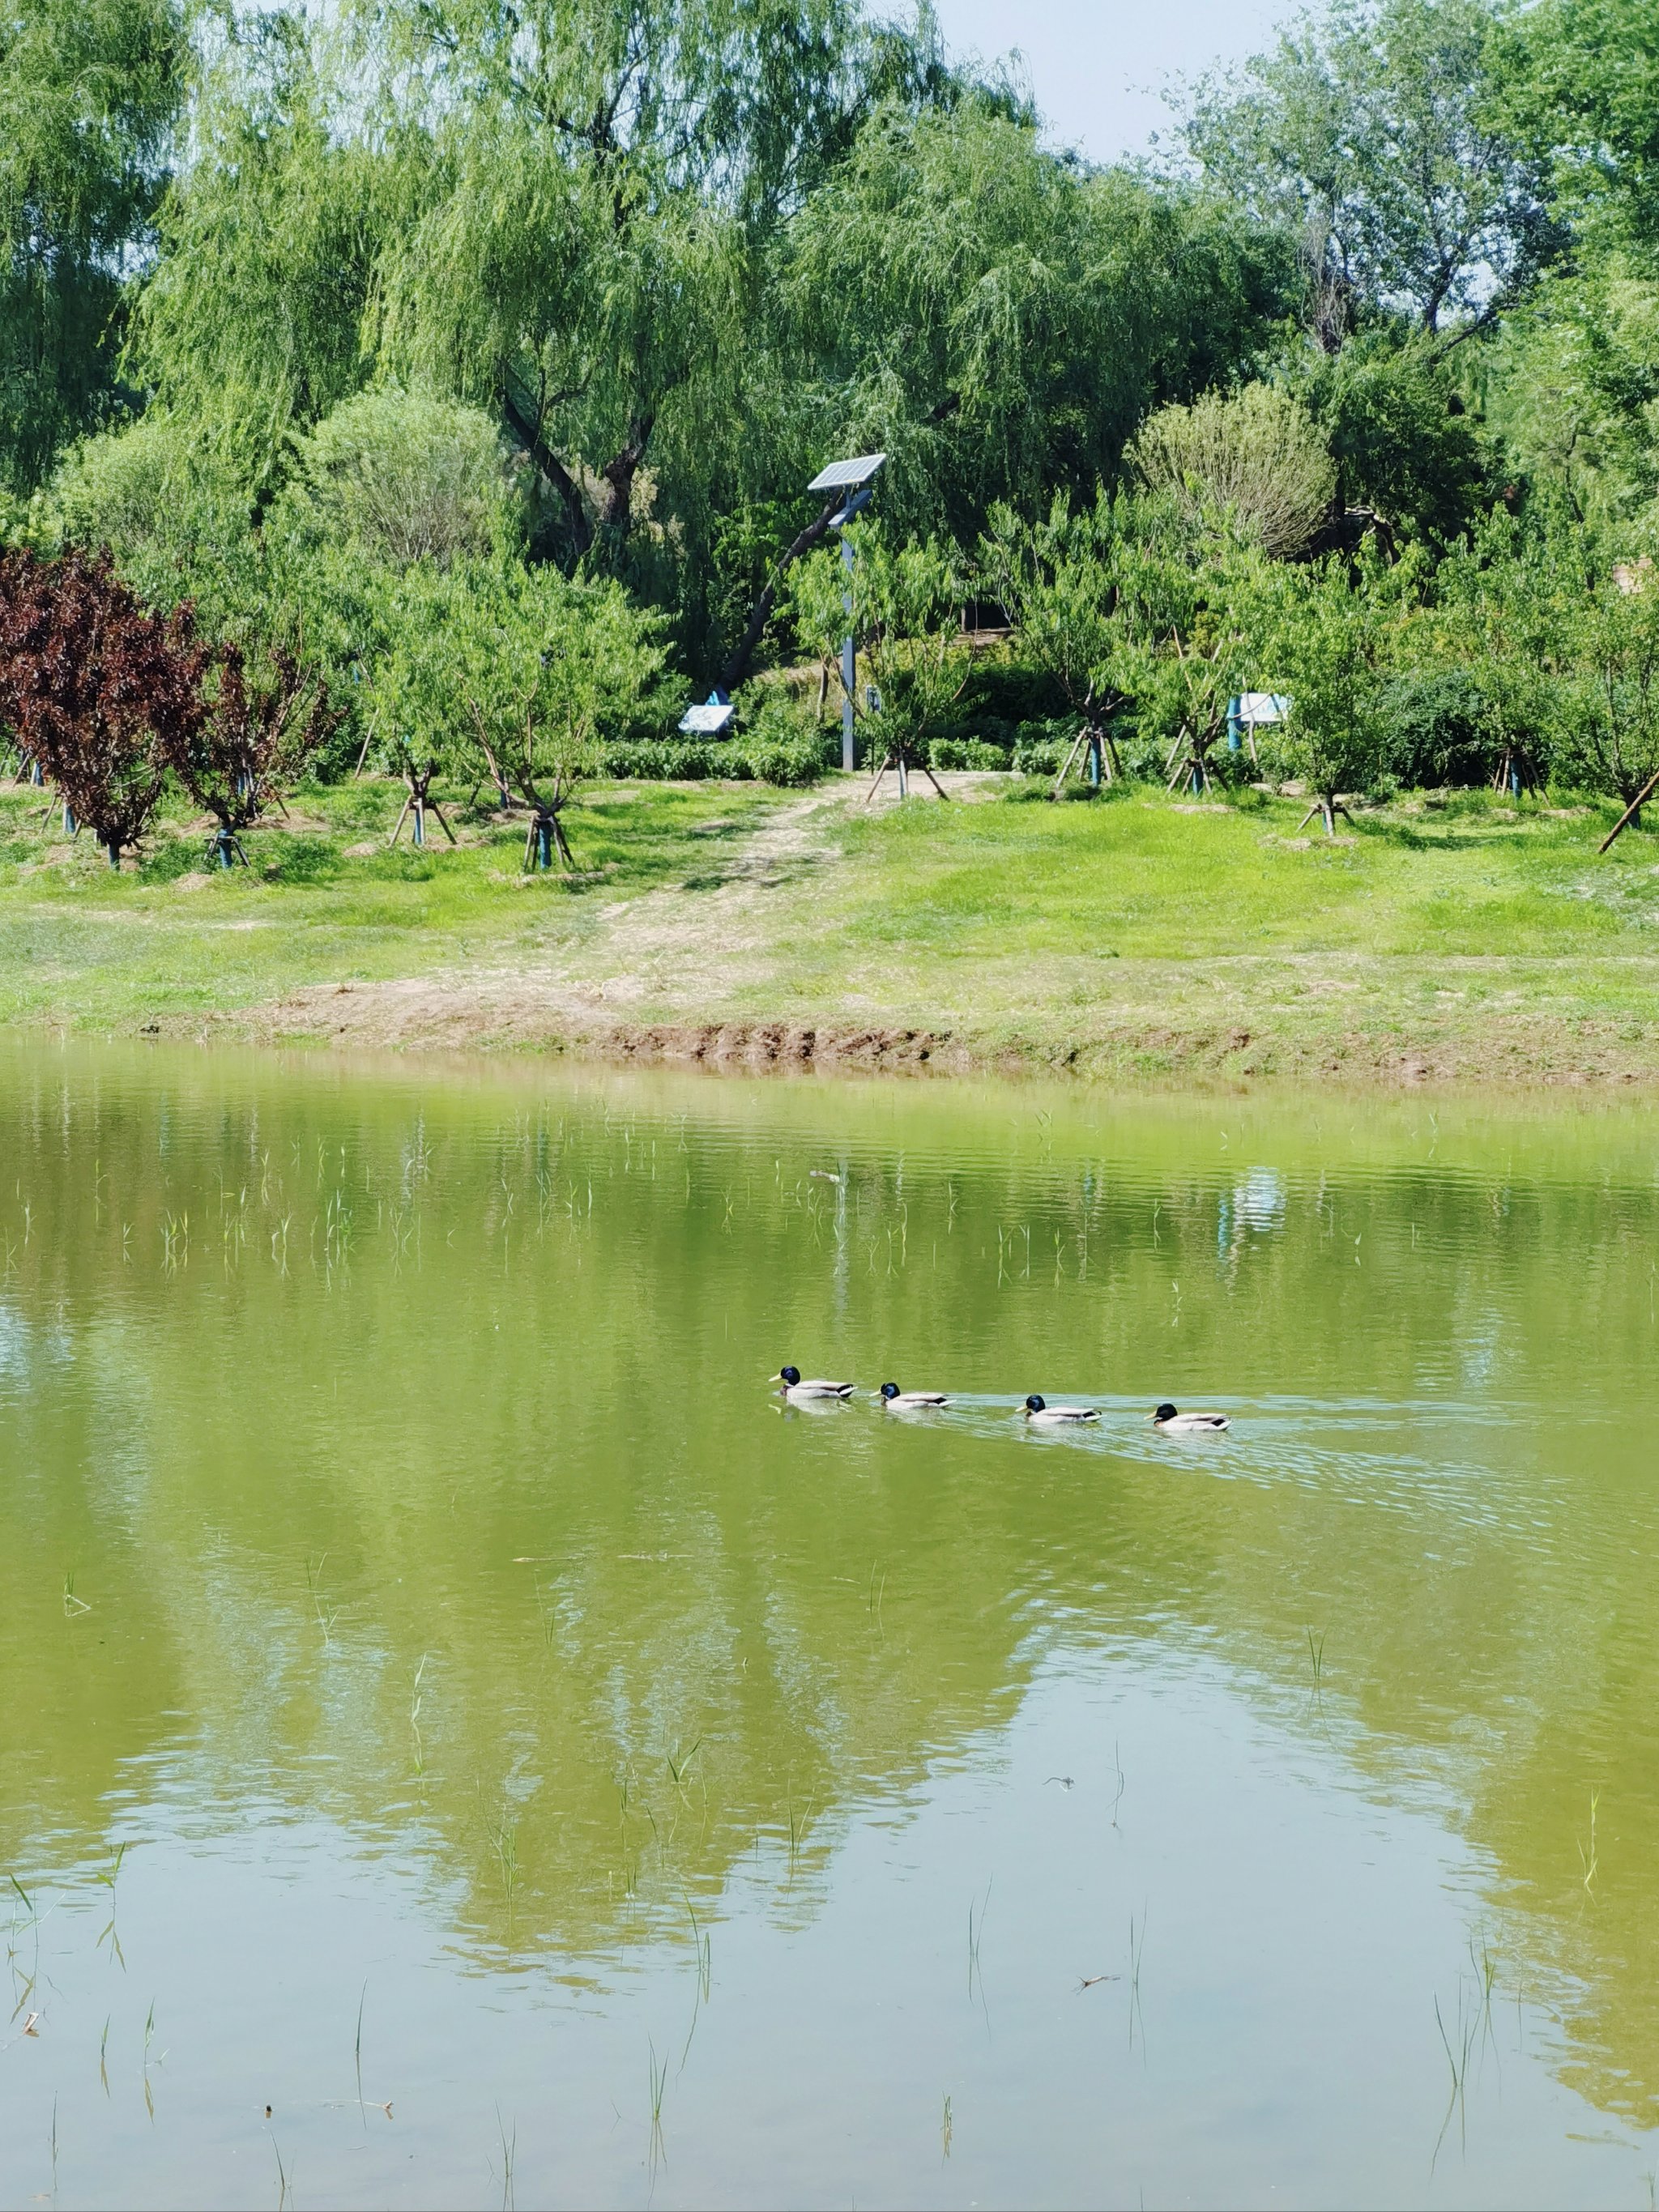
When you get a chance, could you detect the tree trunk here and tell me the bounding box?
[500,387,593,558]
[720,497,845,695]
[599,415,655,538]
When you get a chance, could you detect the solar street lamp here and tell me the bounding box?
[807,454,886,772]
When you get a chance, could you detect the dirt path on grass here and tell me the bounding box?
[233,781,964,1068]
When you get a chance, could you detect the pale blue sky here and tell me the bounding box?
[928,0,1298,163]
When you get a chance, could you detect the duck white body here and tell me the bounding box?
[1024,1394,1099,1426]
[1151,1403,1229,1433]
[778,1366,855,1400]
[879,1383,949,1409]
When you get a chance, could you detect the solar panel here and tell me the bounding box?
[808,453,887,494]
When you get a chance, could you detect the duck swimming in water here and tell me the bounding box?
[777,1366,855,1400]
[1024,1394,1099,1425]
[1150,1403,1229,1433]
[878,1383,950,1409]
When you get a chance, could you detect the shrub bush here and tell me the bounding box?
[929,737,1012,770]
[1375,668,1497,788]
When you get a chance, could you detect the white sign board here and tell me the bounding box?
[1235,693,1291,725]
[680,701,737,736]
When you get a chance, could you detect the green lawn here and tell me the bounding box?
[5,769,1659,1080]
[0,777,776,1029]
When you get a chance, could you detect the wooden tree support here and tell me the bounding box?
[523,807,575,872]
[1050,724,1119,799]
[206,825,250,868]
[389,774,458,850]
[1294,797,1354,836]
[864,749,949,806]
[1492,744,1540,799]
[1599,765,1659,854]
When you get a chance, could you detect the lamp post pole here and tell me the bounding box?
[841,535,857,772]
[804,456,885,779]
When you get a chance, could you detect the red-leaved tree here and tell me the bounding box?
[0,548,207,867]
[163,643,340,863]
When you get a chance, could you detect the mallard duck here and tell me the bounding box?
[878,1383,949,1409]
[777,1366,855,1400]
[1024,1394,1099,1425]
[1150,1402,1229,1433]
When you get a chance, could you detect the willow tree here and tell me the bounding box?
[1,0,186,489]
[776,104,1293,550]
[368,0,953,577]
[127,11,403,497]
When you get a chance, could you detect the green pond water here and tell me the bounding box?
[3,1045,1659,2209]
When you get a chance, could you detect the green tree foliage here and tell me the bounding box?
[1557,547,1659,803]
[369,558,678,861]
[0,0,186,491]
[275,388,529,571]
[49,411,259,621]
[1128,384,1337,557]
[781,106,1292,547]
[980,492,1137,731]
[787,523,969,769]
[1507,0,1659,260]
[1185,0,1551,344]
[128,12,397,495]
[1256,548,1401,825]
[1299,336,1493,540]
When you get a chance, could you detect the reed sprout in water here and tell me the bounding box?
[648,2039,667,2170]
[494,2105,517,2210]
[1579,1788,1601,1893]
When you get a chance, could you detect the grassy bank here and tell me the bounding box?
[6,770,1659,1081]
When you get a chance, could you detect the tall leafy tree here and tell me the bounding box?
[128,11,400,497]
[367,0,957,566]
[779,104,1290,542]
[1184,0,1552,345]
[0,0,186,490]
[1507,0,1659,261]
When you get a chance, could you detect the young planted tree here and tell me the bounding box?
[1437,512,1567,794]
[1107,503,1273,796]
[162,643,339,865]
[458,564,676,868]
[1258,550,1392,833]
[1563,558,1659,837]
[787,526,969,799]
[0,546,206,864]
[981,492,1133,794]
[379,560,676,869]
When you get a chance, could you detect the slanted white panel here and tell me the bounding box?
[1237,692,1291,724]
[680,702,737,736]
[808,453,887,494]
